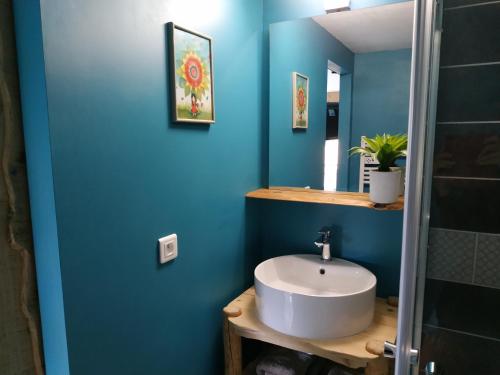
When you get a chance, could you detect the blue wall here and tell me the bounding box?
[15,0,263,374]
[264,0,324,25]
[14,1,409,374]
[348,49,412,191]
[269,18,353,188]
[12,1,69,374]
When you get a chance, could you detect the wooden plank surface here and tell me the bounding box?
[225,287,398,370]
[246,187,404,211]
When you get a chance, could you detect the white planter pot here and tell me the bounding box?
[369,170,402,204]
[391,167,405,196]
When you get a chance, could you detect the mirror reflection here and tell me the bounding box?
[268,2,414,193]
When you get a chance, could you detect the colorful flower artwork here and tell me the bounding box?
[168,23,214,123]
[292,72,309,129]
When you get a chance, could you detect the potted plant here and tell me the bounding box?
[350,134,408,204]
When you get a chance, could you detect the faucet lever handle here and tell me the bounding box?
[318,228,332,242]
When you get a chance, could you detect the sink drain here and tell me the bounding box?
[319,268,326,275]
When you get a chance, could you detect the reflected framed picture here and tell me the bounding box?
[168,23,215,124]
[292,72,309,129]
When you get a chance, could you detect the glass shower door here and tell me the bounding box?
[394,0,500,372]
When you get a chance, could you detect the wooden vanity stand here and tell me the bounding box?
[223,288,398,375]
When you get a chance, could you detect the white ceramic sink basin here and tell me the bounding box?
[255,254,376,340]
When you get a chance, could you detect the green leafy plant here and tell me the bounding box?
[349,134,408,172]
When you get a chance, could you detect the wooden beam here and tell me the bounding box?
[246,187,404,211]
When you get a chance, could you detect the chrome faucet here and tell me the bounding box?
[314,228,332,261]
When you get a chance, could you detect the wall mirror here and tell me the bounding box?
[268,2,414,193]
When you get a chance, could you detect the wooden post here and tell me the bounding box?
[365,357,389,375]
[223,306,243,375]
[365,340,389,375]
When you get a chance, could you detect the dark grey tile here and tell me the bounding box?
[423,279,500,339]
[475,234,500,288]
[420,325,500,374]
[426,229,475,283]
[444,0,494,8]
[433,123,500,178]
[430,179,500,233]
[436,64,500,122]
[441,4,500,66]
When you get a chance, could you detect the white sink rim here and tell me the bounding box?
[254,254,377,298]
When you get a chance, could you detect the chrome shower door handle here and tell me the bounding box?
[383,341,396,359]
[384,340,420,364]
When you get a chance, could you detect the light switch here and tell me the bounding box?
[158,234,178,264]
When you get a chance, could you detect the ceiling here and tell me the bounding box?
[312,1,414,54]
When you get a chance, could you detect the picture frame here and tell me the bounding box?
[168,22,215,124]
[292,72,309,129]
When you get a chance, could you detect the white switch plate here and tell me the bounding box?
[158,234,178,264]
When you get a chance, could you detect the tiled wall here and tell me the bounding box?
[420,0,500,372]
[427,229,500,288]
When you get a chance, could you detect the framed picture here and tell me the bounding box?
[168,23,215,124]
[292,72,309,129]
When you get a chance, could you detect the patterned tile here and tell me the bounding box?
[426,228,475,283]
[475,234,500,288]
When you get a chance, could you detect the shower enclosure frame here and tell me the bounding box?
[394,0,443,372]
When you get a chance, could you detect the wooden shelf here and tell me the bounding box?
[223,287,398,374]
[246,187,404,211]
